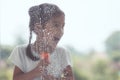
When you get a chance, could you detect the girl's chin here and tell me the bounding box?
[46,45,57,53]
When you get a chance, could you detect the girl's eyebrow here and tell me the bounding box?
[53,21,64,25]
[53,21,59,23]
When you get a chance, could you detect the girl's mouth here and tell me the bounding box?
[53,36,60,42]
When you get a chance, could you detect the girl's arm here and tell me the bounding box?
[13,66,35,80]
[13,62,44,80]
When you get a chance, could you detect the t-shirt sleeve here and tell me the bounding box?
[8,46,25,72]
[65,50,73,67]
[59,47,73,68]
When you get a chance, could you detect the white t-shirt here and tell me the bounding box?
[9,44,72,80]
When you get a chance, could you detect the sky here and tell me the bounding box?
[0,0,120,53]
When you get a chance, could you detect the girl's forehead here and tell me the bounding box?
[51,15,65,23]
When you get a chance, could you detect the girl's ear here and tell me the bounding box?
[33,23,43,35]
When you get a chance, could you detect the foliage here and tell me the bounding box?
[0,68,13,80]
[105,31,120,62]
[105,31,120,53]
[0,45,13,60]
[15,35,27,45]
[110,50,120,62]
[92,60,118,80]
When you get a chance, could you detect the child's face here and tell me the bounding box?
[34,15,65,52]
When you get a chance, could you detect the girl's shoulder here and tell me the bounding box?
[13,44,28,52]
[55,46,70,57]
[15,44,28,49]
[11,44,28,56]
[56,46,67,52]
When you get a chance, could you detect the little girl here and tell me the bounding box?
[9,3,74,80]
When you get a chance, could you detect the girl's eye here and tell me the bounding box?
[54,23,59,27]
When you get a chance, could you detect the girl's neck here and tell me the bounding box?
[32,41,43,55]
[31,36,55,55]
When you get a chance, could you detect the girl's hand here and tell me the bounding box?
[43,75,55,80]
[61,65,74,80]
[30,61,44,77]
[40,52,50,67]
[63,65,73,77]
[31,59,50,77]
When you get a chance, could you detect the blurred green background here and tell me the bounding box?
[0,31,120,80]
